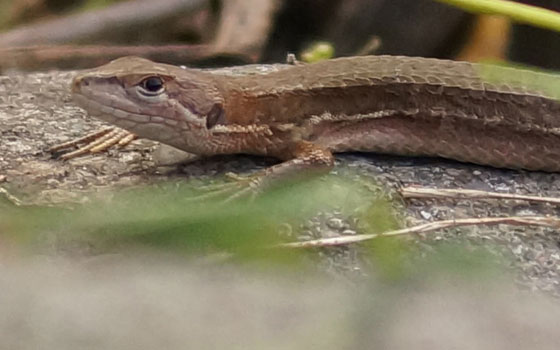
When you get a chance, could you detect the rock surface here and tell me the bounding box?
[1,67,560,296]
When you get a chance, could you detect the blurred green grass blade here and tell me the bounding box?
[436,0,560,33]
[1,174,390,264]
[360,199,407,280]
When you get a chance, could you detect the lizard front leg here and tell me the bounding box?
[202,141,335,201]
[256,140,336,184]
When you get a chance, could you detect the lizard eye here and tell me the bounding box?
[138,76,164,96]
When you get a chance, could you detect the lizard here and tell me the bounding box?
[52,55,560,192]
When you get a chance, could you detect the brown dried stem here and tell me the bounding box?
[280,216,560,248]
[400,186,560,206]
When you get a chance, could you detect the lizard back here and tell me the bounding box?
[222,55,560,133]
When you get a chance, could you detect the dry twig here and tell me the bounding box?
[212,0,280,60]
[0,187,23,206]
[400,186,560,205]
[0,44,221,71]
[0,0,207,47]
[280,216,560,248]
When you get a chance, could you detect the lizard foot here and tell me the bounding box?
[193,141,336,203]
[49,127,137,159]
[193,172,264,203]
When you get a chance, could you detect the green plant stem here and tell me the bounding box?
[436,0,560,33]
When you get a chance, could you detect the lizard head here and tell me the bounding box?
[71,56,226,154]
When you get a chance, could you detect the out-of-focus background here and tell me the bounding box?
[3,1,560,349]
[0,0,559,70]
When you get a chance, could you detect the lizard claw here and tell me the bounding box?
[49,127,137,159]
[192,172,264,203]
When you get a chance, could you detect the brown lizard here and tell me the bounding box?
[54,55,560,191]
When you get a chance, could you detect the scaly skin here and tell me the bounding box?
[69,55,560,179]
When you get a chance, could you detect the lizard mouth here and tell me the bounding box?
[72,93,139,128]
[72,91,189,147]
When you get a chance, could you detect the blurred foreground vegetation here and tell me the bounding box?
[0,173,508,284]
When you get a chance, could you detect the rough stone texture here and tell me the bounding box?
[1,68,560,297]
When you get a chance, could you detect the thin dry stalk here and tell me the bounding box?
[280,216,560,248]
[400,186,560,205]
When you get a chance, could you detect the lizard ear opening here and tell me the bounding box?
[206,103,226,129]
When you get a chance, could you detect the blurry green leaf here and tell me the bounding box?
[301,42,335,63]
[409,241,508,282]
[0,173,383,267]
